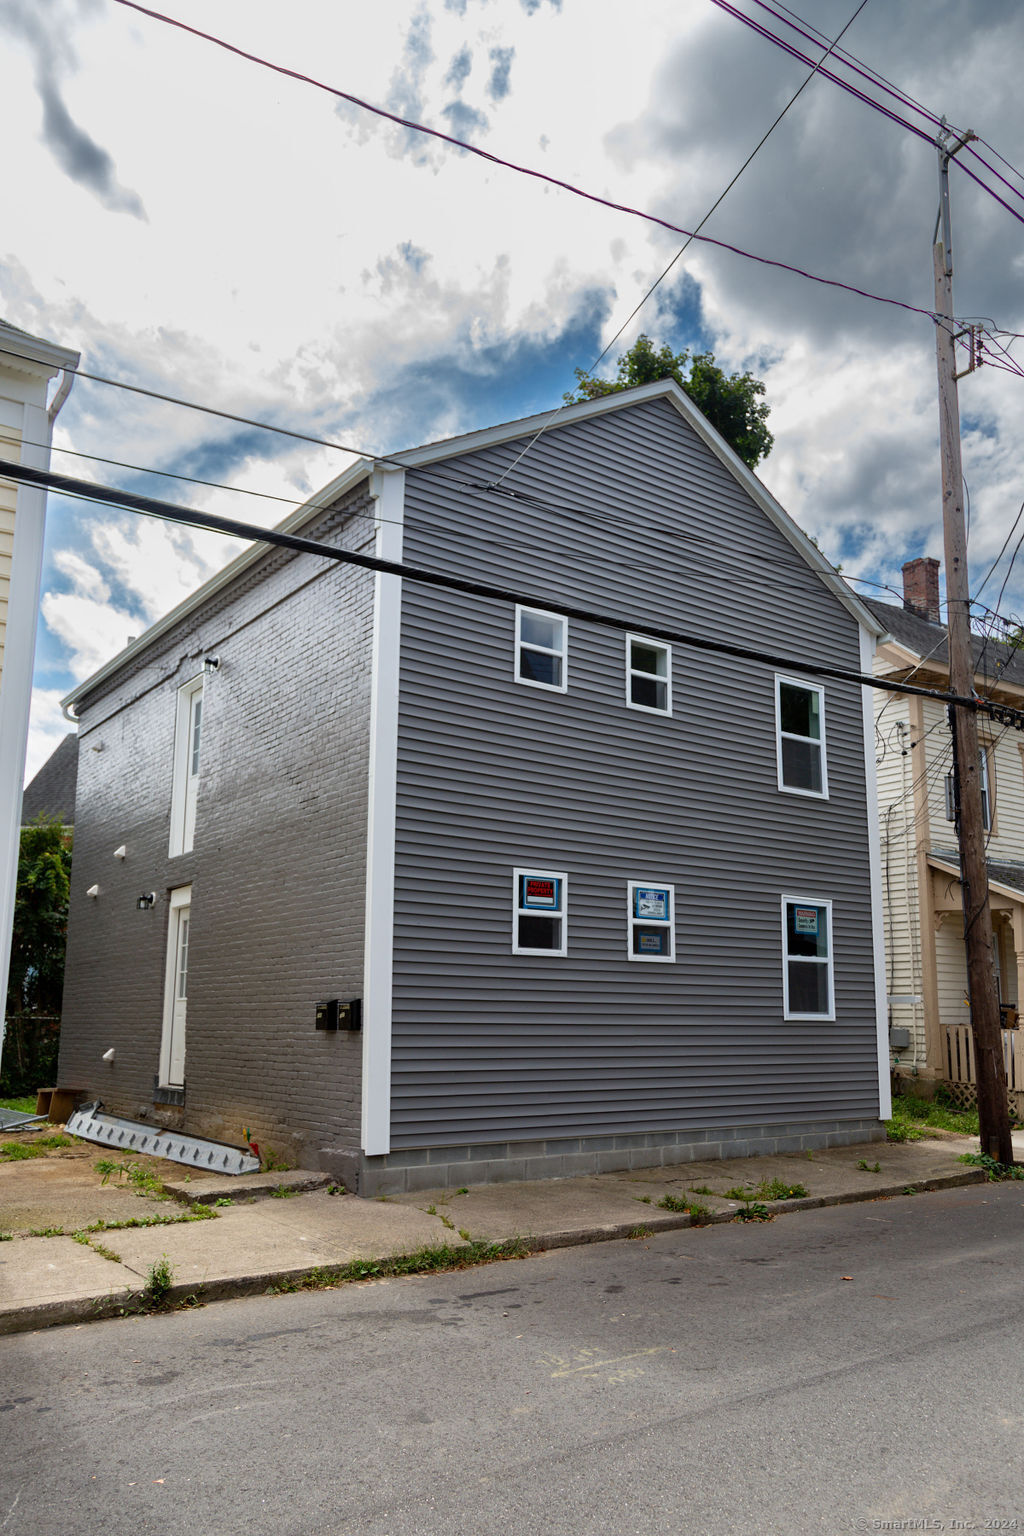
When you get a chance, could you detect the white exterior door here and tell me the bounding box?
[160,886,191,1088]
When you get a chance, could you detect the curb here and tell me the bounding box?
[0,1168,991,1338]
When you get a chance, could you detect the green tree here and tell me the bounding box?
[564,334,773,469]
[2,817,72,1095]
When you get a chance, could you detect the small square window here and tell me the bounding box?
[782,897,834,1019]
[627,881,675,962]
[776,676,828,798]
[515,606,567,692]
[626,635,672,715]
[513,868,568,955]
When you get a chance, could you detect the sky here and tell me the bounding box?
[3,0,1023,779]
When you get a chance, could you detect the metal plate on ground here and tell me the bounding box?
[64,1102,260,1175]
[0,1109,47,1130]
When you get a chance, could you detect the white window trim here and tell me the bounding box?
[627,880,675,962]
[781,894,835,1021]
[625,634,673,717]
[515,605,568,693]
[775,674,829,799]
[168,675,204,857]
[512,866,568,956]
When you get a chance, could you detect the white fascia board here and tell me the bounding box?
[361,466,404,1157]
[388,378,881,639]
[61,456,374,717]
[861,626,891,1120]
[0,322,79,383]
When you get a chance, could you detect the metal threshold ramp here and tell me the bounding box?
[65,1102,261,1175]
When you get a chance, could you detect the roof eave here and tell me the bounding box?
[61,456,374,717]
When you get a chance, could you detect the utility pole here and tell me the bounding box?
[934,124,1014,1165]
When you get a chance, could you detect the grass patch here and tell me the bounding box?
[28,1225,64,1237]
[266,1238,527,1294]
[0,1096,38,1114]
[734,1202,772,1222]
[886,1092,980,1142]
[270,1185,299,1199]
[655,1193,714,1224]
[0,1140,48,1160]
[958,1152,1024,1181]
[94,1157,168,1199]
[724,1177,809,1203]
[857,1159,882,1173]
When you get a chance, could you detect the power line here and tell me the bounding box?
[109,0,959,330]
[491,0,870,489]
[711,0,1024,227]
[8,454,1024,729]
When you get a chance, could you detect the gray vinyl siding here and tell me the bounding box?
[389,395,879,1148]
[58,488,373,1166]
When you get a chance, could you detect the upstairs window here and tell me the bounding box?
[627,881,675,961]
[782,897,834,1020]
[776,677,828,798]
[515,607,567,692]
[169,676,203,856]
[513,868,567,955]
[626,636,672,715]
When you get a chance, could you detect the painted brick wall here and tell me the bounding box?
[58,486,374,1168]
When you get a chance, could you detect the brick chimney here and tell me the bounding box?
[902,557,941,624]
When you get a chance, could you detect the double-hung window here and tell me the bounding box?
[513,868,567,955]
[776,676,828,797]
[782,897,834,1019]
[169,676,204,856]
[626,636,671,715]
[515,607,567,692]
[627,881,675,961]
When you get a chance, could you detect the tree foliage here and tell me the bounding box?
[6,817,71,1021]
[564,334,773,469]
[2,818,72,1095]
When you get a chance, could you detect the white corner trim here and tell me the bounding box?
[361,467,405,1156]
[861,626,892,1119]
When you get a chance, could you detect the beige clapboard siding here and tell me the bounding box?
[873,687,927,1061]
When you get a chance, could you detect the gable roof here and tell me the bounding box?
[21,733,78,825]
[62,379,880,716]
[865,596,1024,690]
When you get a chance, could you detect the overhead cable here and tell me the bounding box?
[109,0,957,328]
[7,455,1024,728]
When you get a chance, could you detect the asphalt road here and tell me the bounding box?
[2,1182,1023,1536]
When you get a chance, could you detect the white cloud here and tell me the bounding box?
[23,689,74,785]
[0,0,1020,741]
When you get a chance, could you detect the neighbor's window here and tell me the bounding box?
[169,676,204,856]
[626,636,672,715]
[627,881,675,961]
[515,606,567,692]
[782,897,834,1020]
[513,868,568,955]
[776,676,828,797]
[945,750,991,831]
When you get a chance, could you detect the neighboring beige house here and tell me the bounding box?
[0,320,78,1068]
[866,560,1024,1113]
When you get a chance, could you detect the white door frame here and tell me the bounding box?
[159,886,192,1088]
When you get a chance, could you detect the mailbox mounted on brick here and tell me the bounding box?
[316,999,362,1031]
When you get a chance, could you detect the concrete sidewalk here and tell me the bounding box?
[0,1132,999,1336]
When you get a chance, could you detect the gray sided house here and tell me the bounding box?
[58,381,889,1192]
